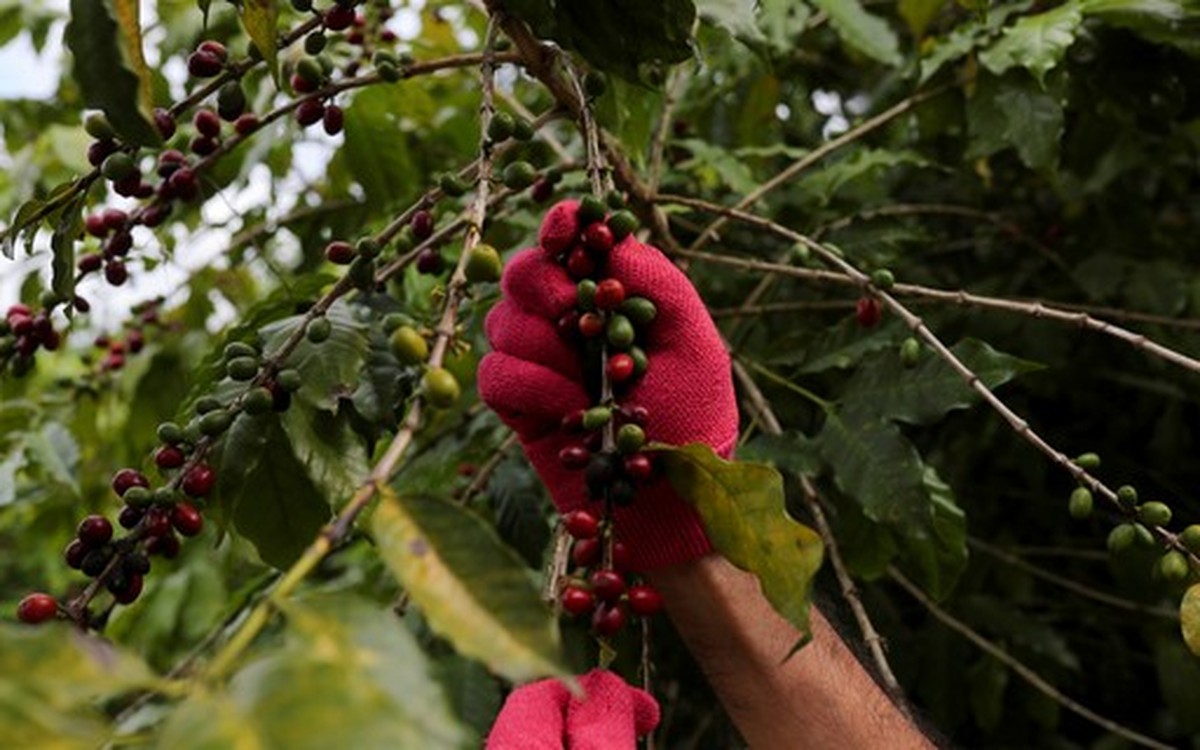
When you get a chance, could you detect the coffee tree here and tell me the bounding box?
[2,0,1199,746]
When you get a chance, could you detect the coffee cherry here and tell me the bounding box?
[227,356,259,381]
[105,230,133,257]
[112,468,149,497]
[234,113,260,135]
[629,347,649,378]
[424,368,461,408]
[172,502,204,537]
[622,453,653,481]
[411,210,434,240]
[558,445,591,470]
[511,117,534,141]
[564,510,600,539]
[609,478,636,506]
[146,532,180,559]
[168,167,199,201]
[870,269,895,290]
[182,463,216,497]
[592,602,627,637]
[900,337,921,368]
[416,248,445,274]
[1074,452,1101,470]
[583,222,615,254]
[101,152,137,182]
[323,240,355,265]
[111,573,144,604]
[578,312,605,338]
[155,445,186,469]
[590,569,626,602]
[606,315,635,349]
[531,177,554,203]
[78,253,103,273]
[85,112,115,140]
[64,539,88,569]
[217,81,246,121]
[572,537,601,567]
[187,49,224,78]
[561,409,586,432]
[122,551,151,576]
[502,161,537,190]
[585,454,617,496]
[594,280,626,312]
[277,369,303,392]
[193,108,221,138]
[561,586,596,616]
[295,99,326,127]
[199,410,233,436]
[616,424,645,454]
[1068,487,1093,519]
[582,406,612,430]
[487,112,515,142]
[576,280,597,310]
[556,310,581,341]
[1107,523,1137,554]
[84,213,108,238]
[143,508,172,537]
[124,486,153,509]
[1116,485,1138,508]
[16,593,58,624]
[390,326,429,365]
[464,244,503,283]
[565,246,596,280]
[323,104,345,135]
[324,3,355,29]
[198,40,228,60]
[1138,501,1172,527]
[1181,525,1200,554]
[607,210,638,241]
[627,585,663,616]
[855,297,882,328]
[438,173,468,197]
[81,547,113,577]
[306,317,333,343]
[578,196,607,226]
[607,353,635,383]
[1158,550,1190,582]
[117,505,144,530]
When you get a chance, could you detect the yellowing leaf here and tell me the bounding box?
[241,0,279,83]
[656,443,825,648]
[371,487,568,683]
[111,0,153,116]
[1183,583,1200,657]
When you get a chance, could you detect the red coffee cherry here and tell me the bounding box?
[78,253,103,273]
[561,585,596,616]
[111,574,144,605]
[187,49,224,78]
[855,296,882,328]
[181,463,216,497]
[565,247,596,280]
[324,240,355,265]
[112,468,149,497]
[583,222,615,254]
[572,537,601,567]
[593,278,625,310]
[627,584,664,616]
[85,213,108,238]
[64,539,88,569]
[77,515,113,546]
[322,104,345,136]
[622,453,654,481]
[146,532,180,559]
[558,445,591,470]
[607,353,635,383]
[118,504,145,529]
[589,569,626,602]
[234,113,261,135]
[324,3,356,30]
[155,445,186,469]
[611,541,631,572]
[563,510,600,539]
[171,502,204,537]
[556,310,581,341]
[16,593,58,624]
[143,508,172,537]
[198,40,228,61]
[578,312,605,339]
[153,108,177,139]
[411,210,435,240]
[591,602,627,637]
[295,99,326,127]
[193,108,221,138]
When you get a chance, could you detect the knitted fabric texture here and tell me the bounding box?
[485,669,659,750]
[478,200,739,570]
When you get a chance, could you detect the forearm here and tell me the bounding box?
[646,553,932,749]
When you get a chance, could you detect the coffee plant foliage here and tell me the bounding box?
[1,0,1199,747]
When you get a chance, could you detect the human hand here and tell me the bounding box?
[478,200,738,570]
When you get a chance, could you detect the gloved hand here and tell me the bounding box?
[478,200,738,570]
[485,669,660,750]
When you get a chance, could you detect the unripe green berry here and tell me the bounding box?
[199,410,233,436]
[306,317,332,343]
[511,117,534,141]
[196,396,223,414]
[157,422,186,445]
[305,31,327,55]
[124,486,153,509]
[582,406,612,430]
[1138,501,1172,527]
[502,161,537,190]
[616,424,645,454]
[243,387,274,415]
[423,367,460,408]
[1068,487,1093,520]
[349,256,375,290]
[1074,452,1101,470]
[1135,523,1156,546]
[576,280,597,311]
[439,173,468,197]
[1181,525,1200,554]
[606,315,635,350]
[870,269,895,290]
[1158,550,1190,582]
[85,112,116,140]
[605,190,626,210]
[607,210,638,241]
[487,112,515,142]
[277,369,303,391]
[224,342,257,361]
[464,244,503,283]
[1107,523,1137,554]
[628,346,649,377]
[102,152,137,181]
[217,81,247,120]
[390,326,428,365]
[619,297,656,326]
[381,313,407,333]
[900,337,921,368]
[378,62,400,82]
[153,487,177,506]
[226,356,259,381]
[355,238,380,260]
[1116,485,1138,508]
[578,196,607,226]
[297,56,324,85]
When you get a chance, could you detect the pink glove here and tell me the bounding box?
[485,669,660,750]
[479,200,738,570]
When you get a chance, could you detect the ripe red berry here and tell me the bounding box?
[112,468,149,497]
[412,210,434,240]
[855,296,882,328]
[143,508,172,537]
[234,113,261,135]
[622,453,654,481]
[155,444,186,469]
[561,409,586,432]
[590,569,626,602]
[627,584,664,616]
[193,108,221,138]
[85,213,108,238]
[583,222,615,254]
[104,260,128,286]
[607,353,635,383]
[593,278,625,310]
[556,311,581,341]
[104,230,133,258]
[102,208,129,230]
[64,539,88,569]
[146,532,180,559]
[78,253,103,273]
[578,312,605,338]
[153,108,176,139]
[612,541,631,571]
[295,98,326,127]
[558,445,591,471]
[127,329,145,353]
[118,504,144,529]
[561,586,596,616]
[198,40,228,61]
[181,463,216,497]
[16,593,58,624]
[187,49,224,78]
[592,602,627,636]
[572,537,601,567]
[169,167,199,201]
[291,73,319,94]
[324,4,356,30]
[322,104,345,135]
[111,573,144,604]
[627,405,650,425]
[531,177,554,203]
[565,247,596,280]
[324,240,355,265]
[171,502,204,537]
[77,515,113,546]
[563,510,600,539]
[416,248,444,274]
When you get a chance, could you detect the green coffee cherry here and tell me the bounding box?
[1074,452,1101,470]
[355,238,380,260]
[199,410,233,436]
[578,196,607,225]
[382,313,407,333]
[606,315,635,349]
[196,396,223,414]
[464,244,503,283]
[1180,525,1200,554]
[306,317,332,343]
[1107,523,1137,553]
[224,342,258,361]
[576,280,597,311]
[502,161,537,190]
[511,117,535,141]
[102,153,137,181]
[629,346,649,377]
[582,406,612,431]
[1116,485,1138,509]
[1138,501,1172,527]
[227,356,259,381]
[1158,550,1190,582]
[619,297,657,326]
[157,422,186,445]
[1135,523,1156,546]
[378,62,401,82]
[217,81,246,120]
[124,486,153,509]
[423,367,460,408]
[84,112,116,140]
[607,210,638,241]
[605,190,626,210]
[390,326,428,365]
[297,56,324,85]
[487,112,515,142]
[439,173,468,197]
[277,369,303,392]
[349,256,375,290]
[870,269,895,290]
[899,337,921,368]
[1068,487,1093,520]
[616,424,645,454]
[305,31,327,55]
[243,387,274,415]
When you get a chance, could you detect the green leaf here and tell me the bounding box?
[758,0,812,52]
[1183,583,1200,657]
[696,0,766,44]
[371,487,568,683]
[772,316,904,371]
[841,338,1041,426]
[809,0,902,66]
[343,86,419,208]
[552,0,695,82]
[1082,0,1200,55]
[50,195,84,303]
[899,0,947,37]
[64,0,160,147]
[655,443,825,645]
[797,148,935,206]
[214,414,332,568]
[979,1,1083,85]
[738,432,823,477]
[967,71,1064,171]
[677,138,760,195]
[240,0,279,84]
[260,300,369,413]
[594,78,666,167]
[919,2,1031,82]
[281,406,370,501]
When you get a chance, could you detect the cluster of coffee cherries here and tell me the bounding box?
[89,297,166,374]
[558,509,663,636]
[1,304,62,376]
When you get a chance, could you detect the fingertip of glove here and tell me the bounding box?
[538,199,580,256]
